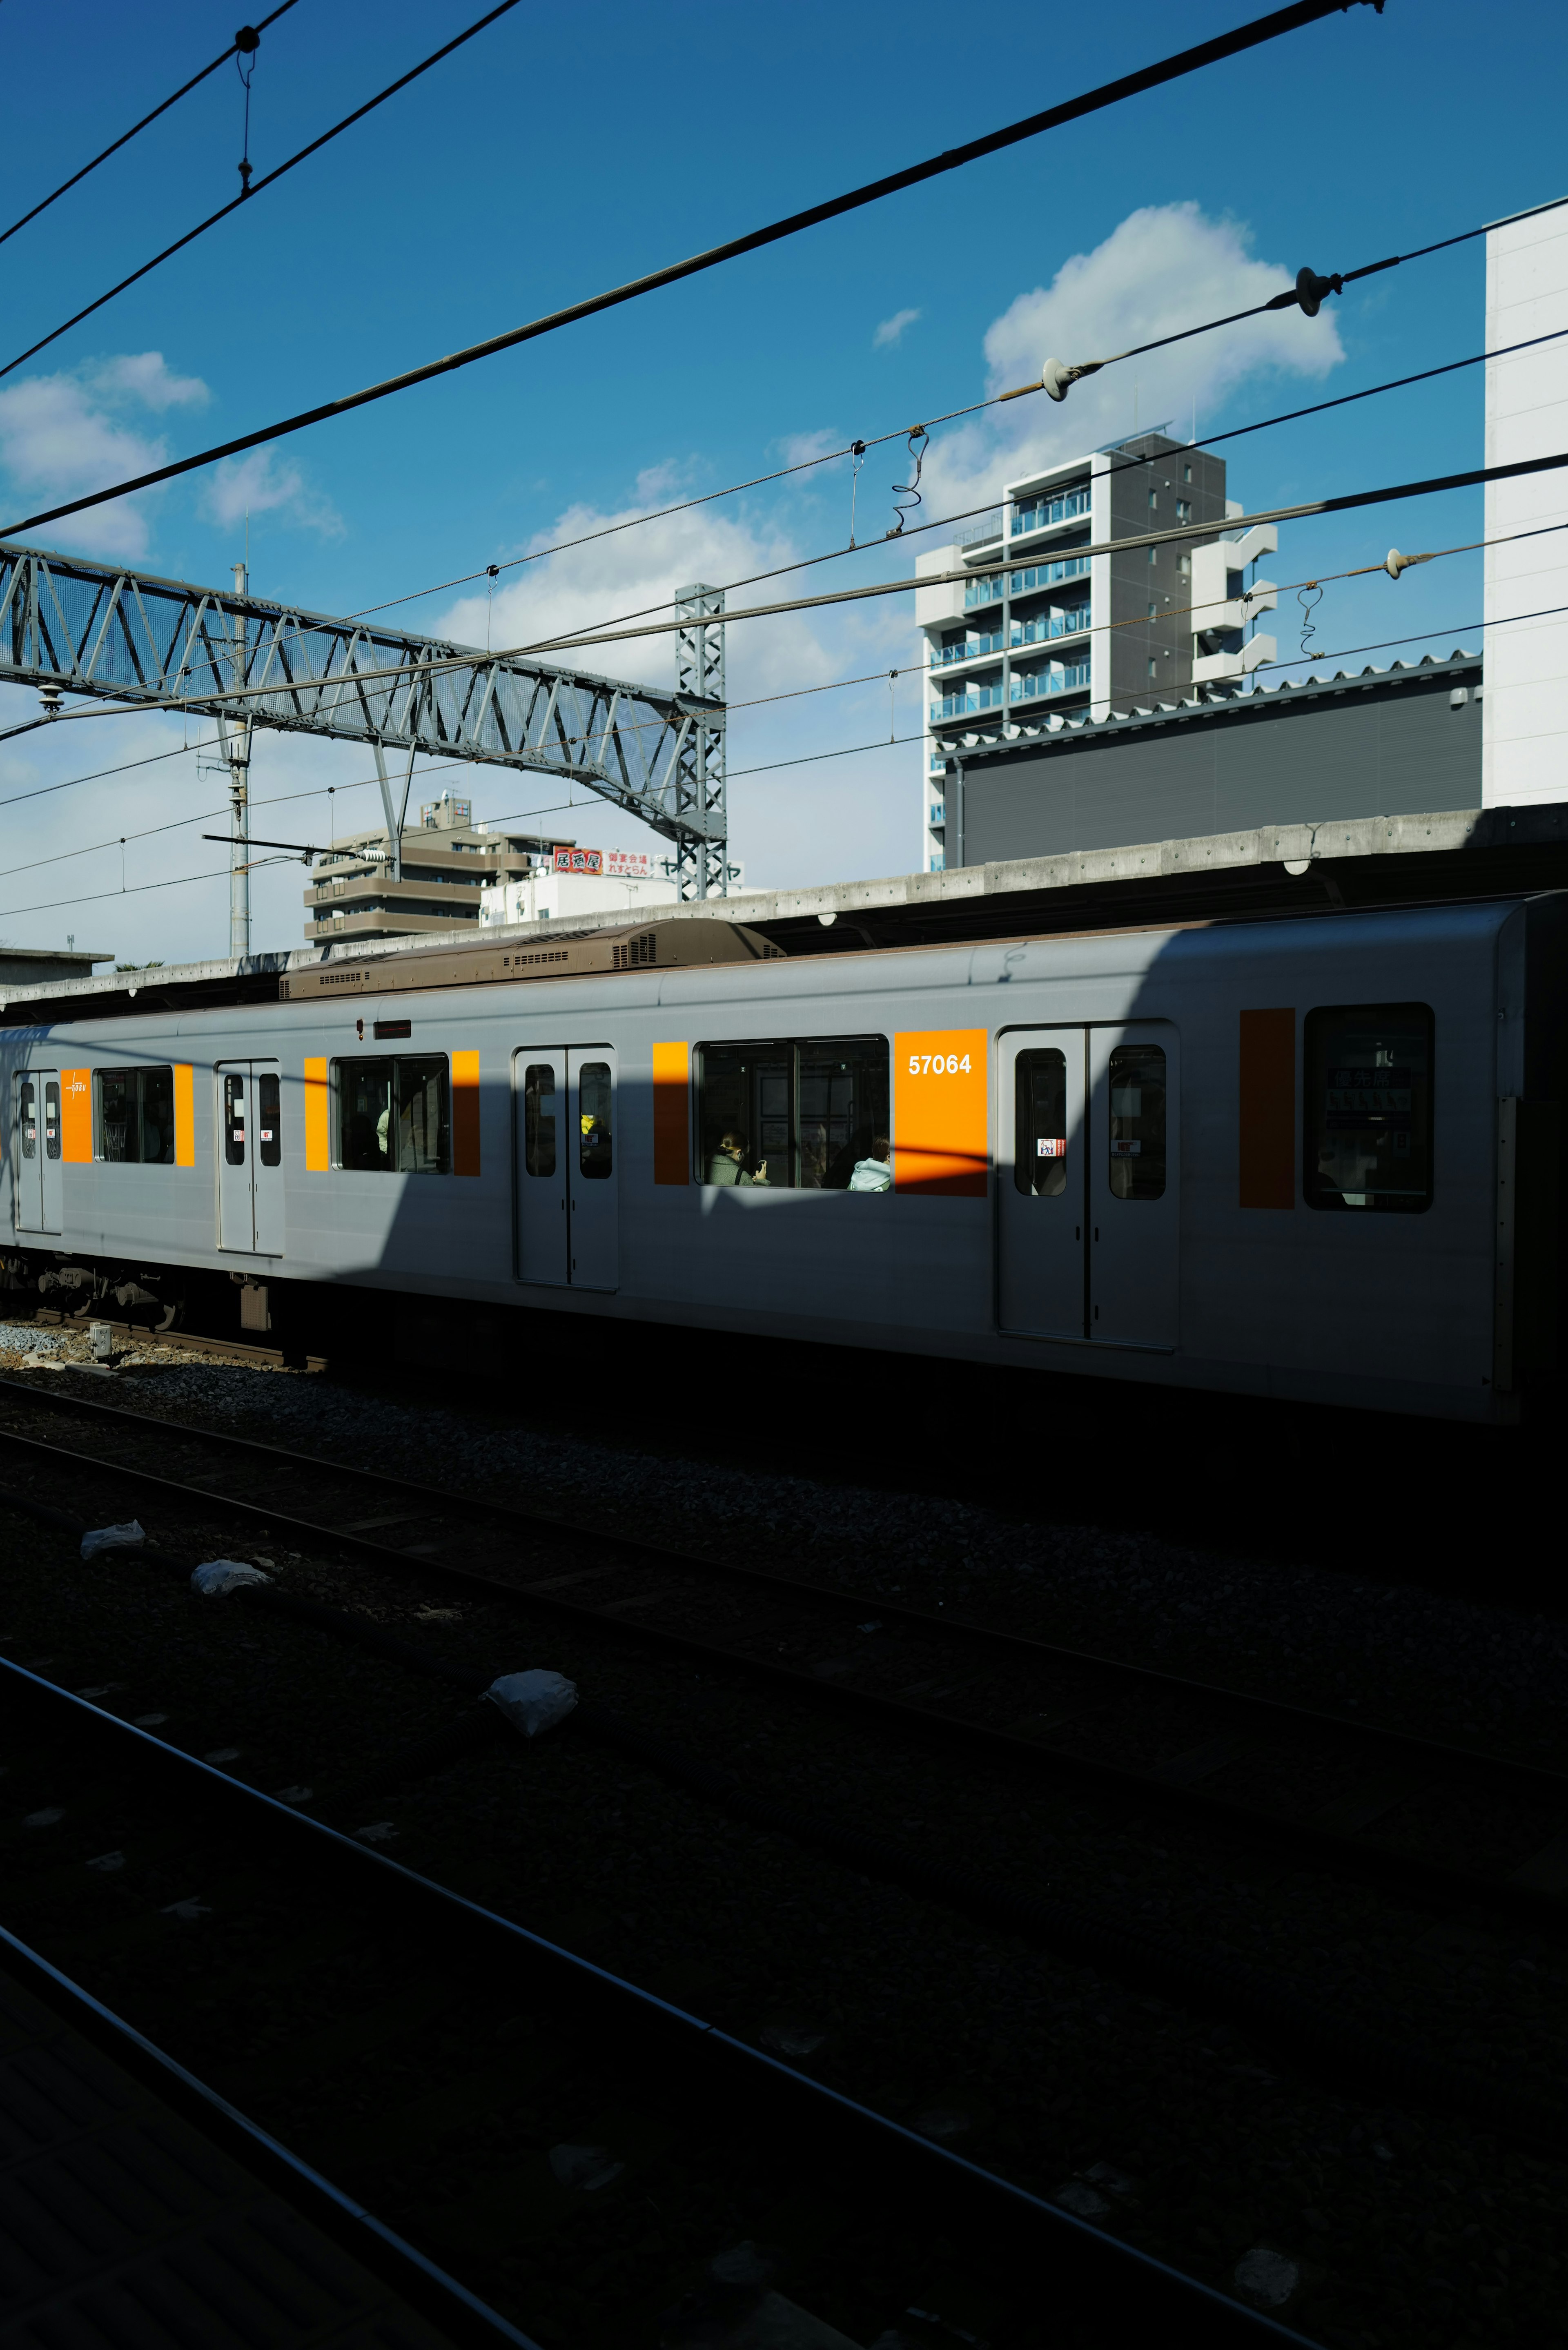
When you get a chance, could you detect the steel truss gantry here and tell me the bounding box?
[0,542,729,898]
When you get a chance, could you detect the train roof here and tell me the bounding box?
[3,797,1566,1027]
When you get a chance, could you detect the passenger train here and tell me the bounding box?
[2,889,1563,1426]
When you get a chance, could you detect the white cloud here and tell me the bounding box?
[202,448,343,537]
[0,350,211,559]
[89,352,209,411]
[441,486,834,706]
[873,307,921,350]
[922,202,1345,515]
[777,426,842,471]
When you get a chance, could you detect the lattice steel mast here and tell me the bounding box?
[0,542,730,903]
[672,583,726,899]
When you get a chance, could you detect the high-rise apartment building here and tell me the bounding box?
[915,430,1278,870]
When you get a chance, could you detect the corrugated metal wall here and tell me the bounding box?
[958,669,1482,865]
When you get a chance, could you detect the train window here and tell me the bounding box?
[223,1072,246,1166]
[333,1056,451,1174]
[1107,1045,1166,1201]
[258,1072,281,1167]
[1304,1003,1433,1213]
[696,1037,889,1189]
[338,1058,394,1169]
[1015,1048,1068,1197]
[96,1067,175,1165]
[44,1078,60,1161]
[523,1065,557,1177]
[578,1062,613,1181]
[18,1078,36,1160]
[397,1058,450,1174]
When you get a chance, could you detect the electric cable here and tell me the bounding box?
[299,317,1568,675]
[4,598,1548,923]
[0,0,1385,542]
[0,0,528,385]
[9,441,1566,749]
[514,446,1568,656]
[0,732,221,811]
[0,3,301,253]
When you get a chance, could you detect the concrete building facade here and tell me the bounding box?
[301,792,556,947]
[1484,194,1568,807]
[915,431,1278,871]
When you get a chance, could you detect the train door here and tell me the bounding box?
[216,1060,284,1256]
[1087,1025,1178,1347]
[567,1047,617,1290]
[14,1071,62,1235]
[997,1031,1087,1339]
[998,1025,1178,1348]
[513,1047,618,1291]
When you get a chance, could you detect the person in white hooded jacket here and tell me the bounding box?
[846,1136,893,1192]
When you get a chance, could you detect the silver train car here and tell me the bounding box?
[2,892,1563,1425]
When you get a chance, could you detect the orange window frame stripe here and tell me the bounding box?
[652,1042,690,1185]
[59,1070,92,1163]
[892,1030,989,1196]
[173,1064,195,1167]
[303,1058,330,1172]
[452,1051,481,1176]
[1238,1008,1296,1210]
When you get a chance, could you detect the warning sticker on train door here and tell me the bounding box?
[893,1030,988,1196]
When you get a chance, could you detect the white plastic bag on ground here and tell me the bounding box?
[80,1520,145,1559]
[485,1668,577,1737]
[191,1559,271,1595]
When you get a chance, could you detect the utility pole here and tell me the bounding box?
[223,561,252,960]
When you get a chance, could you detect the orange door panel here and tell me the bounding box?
[893,1030,988,1196]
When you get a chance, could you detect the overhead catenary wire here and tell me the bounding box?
[0,2,301,252]
[0,0,529,385]
[9,443,1567,750]
[0,0,1385,543]
[330,318,1568,633]
[2,603,1557,925]
[260,311,1568,694]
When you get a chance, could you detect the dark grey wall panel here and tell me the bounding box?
[959,674,1481,867]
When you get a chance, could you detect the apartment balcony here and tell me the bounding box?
[1011,608,1091,648]
[1009,554,1090,595]
[1010,661,1091,704]
[1010,485,1091,537]
[931,683,1007,722]
[958,510,1004,550]
[930,630,1006,668]
[306,907,481,941]
[962,572,1005,612]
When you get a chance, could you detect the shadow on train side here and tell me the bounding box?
[290,892,1565,1613]
[2,890,1564,1611]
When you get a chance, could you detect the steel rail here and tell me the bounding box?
[0,1922,539,2350]
[2,1392,1565,1924]
[0,1656,1306,2346]
[0,1372,1562,1803]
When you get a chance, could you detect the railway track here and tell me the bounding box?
[0,1657,1296,2350]
[2,1372,1567,1934]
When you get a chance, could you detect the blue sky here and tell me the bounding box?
[0,0,1564,963]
